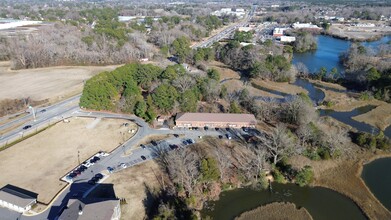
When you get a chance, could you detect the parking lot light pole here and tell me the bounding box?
[28,106,36,121]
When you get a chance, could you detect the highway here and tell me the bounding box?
[191,5,256,49]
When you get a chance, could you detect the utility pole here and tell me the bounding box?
[28,106,36,121]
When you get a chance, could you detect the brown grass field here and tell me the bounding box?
[235,202,313,220]
[252,79,308,95]
[0,117,136,204]
[89,160,162,220]
[289,150,391,220]
[0,61,119,102]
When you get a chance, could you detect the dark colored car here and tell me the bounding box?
[91,177,99,182]
[80,165,87,171]
[204,126,209,131]
[68,173,77,178]
[215,127,220,131]
[173,134,179,138]
[40,109,46,113]
[218,135,223,139]
[74,170,81,175]
[141,155,147,160]
[151,141,158,146]
[226,127,231,131]
[107,167,114,173]
[95,173,104,179]
[169,144,179,150]
[182,140,188,145]
[242,127,249,132]
[87,180,96,185]
[93,156,100,161]
[23,125,32,130]
[140,144,146,149]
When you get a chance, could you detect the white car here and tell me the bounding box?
[120,163,127,168]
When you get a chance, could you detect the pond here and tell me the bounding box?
[201,183,366,220]
[292,35,391,74]
[361,157,391,212]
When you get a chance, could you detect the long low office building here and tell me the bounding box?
[0,185,37,213]
[175,113,257,128]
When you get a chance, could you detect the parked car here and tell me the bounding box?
[215,128,220,131]
[226,134,232,140]
[151,141,158,146]
[140,144,146,149]
[169,144,179,150]
[173,134,179,138]
[182,140,188,145]
[88,180,96,185]
[82,161,92,167]
[141,155,147,160]
[40,109,46,113]
[91,177,99,182]
[107,167,114,173]
[242,127,249,132]
[93,156,100,161]
[95,173,104,179]
[218,135,223,139]
[120,163,127,168]
[23,125,32,130]
[204,126,209,131]
[68,173,77,178]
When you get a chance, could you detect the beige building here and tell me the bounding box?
[0,185,37,213]
[175,113,257,128]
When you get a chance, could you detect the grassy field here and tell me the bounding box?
[352,103,391,131]
[0,117,136,205]
[0,61,119,102]
[235,202,312,220]
[252,79,308,95]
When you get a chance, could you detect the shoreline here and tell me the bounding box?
[312,151,391,220]
[321,30,390,42]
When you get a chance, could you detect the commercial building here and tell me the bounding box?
[175,113,257,128]
[280,36,296,42]
[238,27,253,32]
[292,22,320,29]
[58,198,120,220]
[0,185,37,213]
[273,28,285,37]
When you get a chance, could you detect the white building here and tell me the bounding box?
[280,36,296,42]
[292,22,320,29]
[0,186,37,213]
[273,28,285,36]
[271,5,280,8]
[238,27,253,32]
[355,23,375,27]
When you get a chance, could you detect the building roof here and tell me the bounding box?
[59,198,119,220]
[0,185,37,208]
[176,113,257,124]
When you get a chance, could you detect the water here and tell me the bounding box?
[293,78,325,103]
[319,105,380,135]
[292,35,391,74]
[202,183,366,220]
[361,158,391,212]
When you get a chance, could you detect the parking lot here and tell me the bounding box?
[0,117,136,205]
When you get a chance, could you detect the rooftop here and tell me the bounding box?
[176,113,257,124]
[59,198,119,220]
[0,185,37,208]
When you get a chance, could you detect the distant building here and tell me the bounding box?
[0,185,37,213]
[273,28,285,37]
[292,22,320,29]
[211,8,246,18]
[58,198,120,220]
[238,27,253,32]
[354,23,375,28]
[271,4,280,8]
[175,113,257,128]
[280,36,296,42]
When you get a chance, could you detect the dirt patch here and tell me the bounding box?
[94,161,162,220]
[308,79,346,91]
[252,79,308,95]
[223,79,282,98]
[320,88,384,111]
[235,202,312,220]
[208,61,241,80]
[290,150,391,220]
[352,103,391,131]
[0,117,136,204]
[0,62,119,102]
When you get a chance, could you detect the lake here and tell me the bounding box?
[361,157,391,212]
[292,35,391,74]
[202,183,366,220]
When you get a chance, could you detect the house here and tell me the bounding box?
[58,198,120,220]
[0,185,37,213]
[175,113,257,128]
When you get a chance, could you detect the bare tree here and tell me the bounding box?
[173,75,196,93]
[261,124,296,164]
